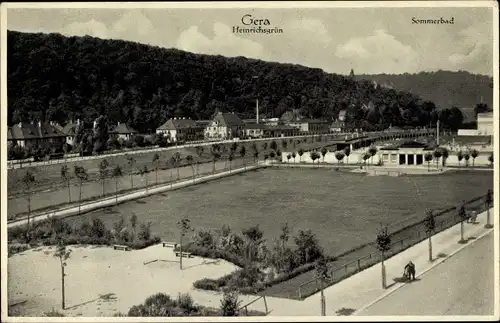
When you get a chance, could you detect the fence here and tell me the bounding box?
[296,192,492,299]
[238,295,269,316]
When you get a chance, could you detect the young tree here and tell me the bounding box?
[186,155,195,182]
[315,255,331,316]
[440,148,449,167]
[130,212,138,238]
[54,238,71,310]
[195,145,204,175]
[368,146,378,165]
[177,218,194,270]
[171,152,182,180]
[375,224,391,289]
[464,153,470,167]
[211,144,221,173]
[457,151,464,167]
[320,147,328,163]
[74,165,88,215]
[228,151,234,172]
[98,159,109,196]
[292,152,297,163]
[470,149,478,167]
[298,148,304,162]
[335,151,345,165]
[111,165,123,205]
[270,140,278,151]
[22,170,36,241]
[239,145,247,169]
[264,154,269,163]
[60,165,71,203]
[269,151,276,159]
[126,156,136,188]
[362,152,370,167]
[423,209,436,261]
[310,151,317,165]
[432,149,442,169]
[488,153,493,167]
[343,146,351,164]
[484,189,493,228]
[457,200,467,243]
[286,153,292,163]
[139,165,149,192]
[152,153,160,185]
[424,153,433,172]
[281,139,288,150]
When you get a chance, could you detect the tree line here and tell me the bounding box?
[7,30,472,135]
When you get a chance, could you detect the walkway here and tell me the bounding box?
[357,231,494,316]
[7,163,267,228]
[239,208,495,316]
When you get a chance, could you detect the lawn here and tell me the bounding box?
[62,168,493,258]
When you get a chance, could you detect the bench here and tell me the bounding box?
[113,244,130,251]
[162,241,178,248]
[175,251,193,258]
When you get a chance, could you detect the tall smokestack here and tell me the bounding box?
[256,98,259,125]
[436,119,440,146]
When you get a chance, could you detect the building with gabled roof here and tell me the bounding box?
[204,112,244,139]
[110,122,138,141]
[8,121,67,149]
[156,117,204,142]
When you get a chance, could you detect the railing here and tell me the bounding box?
[238,295,269,316]
[296,193,491,299]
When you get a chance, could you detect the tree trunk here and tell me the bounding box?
[176,167,180,180]
[102,179,105,196]
[381,252,386,289]
[320,280,326,316]
[130,174,134,189]
[428,234,433,261]
[61,264,66,310]
[115,178,118,205]
[155,168,158,185]
[26,191,31,241]
[460,221,464,241]
[179,234,183,270]
[78,181,82,215]
[67,180,71,203]
[486,207,491,227]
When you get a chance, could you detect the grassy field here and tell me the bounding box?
[7,136,332,197]
[60,167,492,255]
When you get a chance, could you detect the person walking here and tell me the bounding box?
[404,261,416,281]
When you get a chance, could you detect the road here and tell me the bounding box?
[358,232,495,316]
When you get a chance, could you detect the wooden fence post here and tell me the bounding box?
[263,295,268,314]
[298,287,301,299]
[357,259,361,271]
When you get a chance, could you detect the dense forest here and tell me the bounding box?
[7,30,481,134]
[358,71,493,122]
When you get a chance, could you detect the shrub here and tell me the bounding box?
[138,222,152,241]
[220,290,241,316]
[8,243,30,257]
[193,278,219,291]
[177,293,196,314]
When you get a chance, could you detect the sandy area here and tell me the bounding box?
[8,244,240,317]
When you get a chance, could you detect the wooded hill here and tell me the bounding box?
[7,30,475,133]
[358,71,493,122]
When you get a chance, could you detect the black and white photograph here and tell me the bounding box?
[1,1,498,320]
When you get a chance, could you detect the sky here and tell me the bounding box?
[6,4,495,76]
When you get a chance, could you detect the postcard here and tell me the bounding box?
[1,1,498,322]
